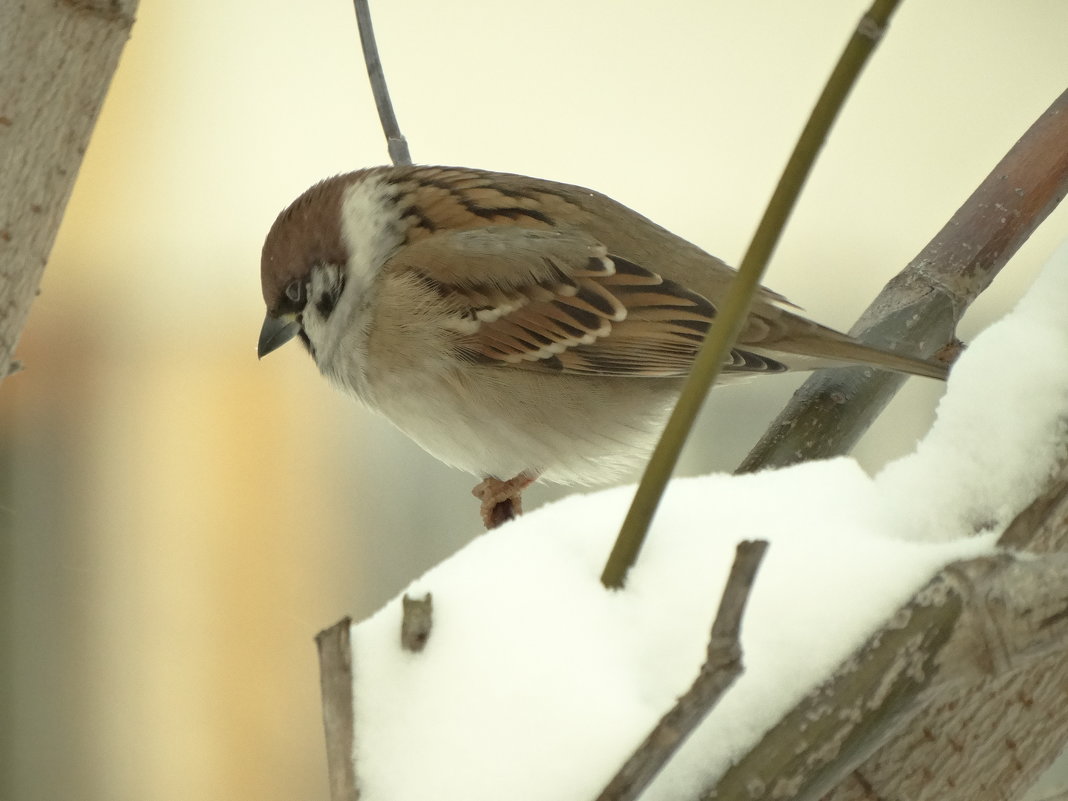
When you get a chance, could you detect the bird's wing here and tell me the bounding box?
[383,226,789,377]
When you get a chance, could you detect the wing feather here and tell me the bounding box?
[383,226,787,377]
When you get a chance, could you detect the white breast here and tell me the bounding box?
[358,363,679,485]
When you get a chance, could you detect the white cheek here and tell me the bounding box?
[338,176,406,298]
[303,175,406,402]
[304,281,375,400]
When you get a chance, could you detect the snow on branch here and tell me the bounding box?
[596,540,767,801]
[314,235,1068,801]
[324,5,1068,801]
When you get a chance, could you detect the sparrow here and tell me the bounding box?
[258,165,948,528]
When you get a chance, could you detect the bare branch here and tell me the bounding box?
[352,0,411,166]
[316,618,359,801]
[0,0,137,382]
[821,462,1068,801]
[400,593,433,652]
[707,553,1068,801]
[738,88,1068,473]
[602,0,904,589]
[597,540,768,801]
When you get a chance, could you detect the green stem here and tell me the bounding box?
[600,0,904,589]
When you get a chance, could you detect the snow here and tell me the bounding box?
[348,241,1068,801]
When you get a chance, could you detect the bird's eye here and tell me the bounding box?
[284,280,304,304]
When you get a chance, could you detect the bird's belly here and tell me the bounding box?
[367,366,680,485]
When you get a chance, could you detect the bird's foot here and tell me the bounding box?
[472,473,537,530]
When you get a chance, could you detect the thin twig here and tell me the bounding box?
[601,0,904,589]
[352,0,411,166]
[400,593,433,652]
[596,540,768,801]
[316,618,359,801]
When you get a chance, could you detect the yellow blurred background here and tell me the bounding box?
[3,1,1066,799]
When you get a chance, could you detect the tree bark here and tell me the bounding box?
[709,549,1068,801]
[819,464,1068,801]
[0,0,138,380]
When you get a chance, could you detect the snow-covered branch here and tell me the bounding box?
[315,234,1068,800]
[317,7,1068,801]
[716,551,1068,801]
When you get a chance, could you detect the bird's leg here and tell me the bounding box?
[471,473,537,530]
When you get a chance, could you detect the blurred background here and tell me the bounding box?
[2,1,1066,798]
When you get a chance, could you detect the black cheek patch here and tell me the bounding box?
[316,291,337,318]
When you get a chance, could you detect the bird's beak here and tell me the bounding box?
[258,312,301,359]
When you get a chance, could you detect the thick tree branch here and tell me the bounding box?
[0,0,138,382]
[819,463,1068,801]
[708,552,1068,801]
[738,88,1068,473]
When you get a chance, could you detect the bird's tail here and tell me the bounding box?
[770,327,951,380]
